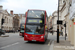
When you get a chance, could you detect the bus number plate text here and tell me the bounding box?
[32,40,36,41]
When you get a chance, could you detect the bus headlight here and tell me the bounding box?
[25,35,28,37]
[41,36,44,38]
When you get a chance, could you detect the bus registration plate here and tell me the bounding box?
[32,40,36,41]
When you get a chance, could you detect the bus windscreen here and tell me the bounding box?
[25,25,44,35]
[27,10,45,18]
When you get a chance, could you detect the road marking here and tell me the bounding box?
[49,41,54,50]
[48,41,50,46]
[0,42,19,49]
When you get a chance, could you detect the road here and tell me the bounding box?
[0,32,66,50]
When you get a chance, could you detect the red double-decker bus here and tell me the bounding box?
[24,9,48,43]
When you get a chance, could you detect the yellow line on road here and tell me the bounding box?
[48,41,50,46]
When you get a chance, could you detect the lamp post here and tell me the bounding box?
[57,0,59,43]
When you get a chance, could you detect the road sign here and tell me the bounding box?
[57,20,63,24]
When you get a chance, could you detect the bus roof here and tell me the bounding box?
[28,9,46,11]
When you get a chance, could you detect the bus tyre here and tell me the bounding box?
[28,41,31,43]
[42,42,45,44]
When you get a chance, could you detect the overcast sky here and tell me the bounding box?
[0,0,58,16]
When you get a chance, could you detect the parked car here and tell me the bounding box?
[0,29,5,36]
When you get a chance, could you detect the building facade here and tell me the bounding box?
[52,11,58,34]
[69,0,75,48]
[0,9,3,29]
[18,14,25,27]
[0,6,13,32]
[52,0,75,48]
[13,14,20,31]
[48,15,53,30]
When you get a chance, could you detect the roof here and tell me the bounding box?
[28,9,46,11]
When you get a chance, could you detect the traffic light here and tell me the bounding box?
[64,24,66,27]
[57,20,63,24]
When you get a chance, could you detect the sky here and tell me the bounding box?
[0,0,58,16]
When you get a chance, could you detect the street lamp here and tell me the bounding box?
[57,0,63,43]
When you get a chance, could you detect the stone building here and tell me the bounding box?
[0,6,26,32]
[13,14,20,31]
[48,15,54,32]
[58,0,71,41]
[18,14,25,27]
[52,11,58,34]
[0,6,13,32]
[52,0,75,48]
[0,6,3,29]
[69,0,75,48]
[48,15,52,29]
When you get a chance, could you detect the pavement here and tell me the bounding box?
[49,33,75,50]
[53,40,75,50]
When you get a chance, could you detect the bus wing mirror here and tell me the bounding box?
[45,26,47,29]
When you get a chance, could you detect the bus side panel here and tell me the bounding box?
[43,11,46,41]
[24,11,28,41]
[45,11,48,40]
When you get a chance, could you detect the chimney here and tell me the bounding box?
[10,10,13,15]
[0,5,3,10]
